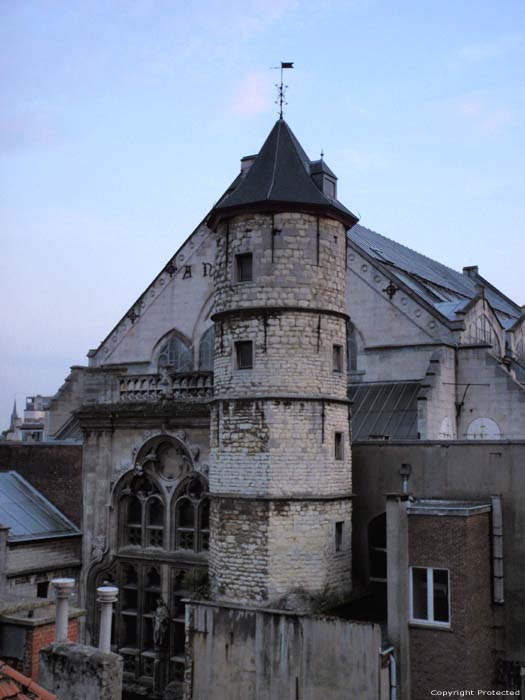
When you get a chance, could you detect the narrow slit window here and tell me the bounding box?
[333,345,343,373]
[335,521,344,551]
[235,341,253,370]
[334,432,344,460]
[236,253,253,282]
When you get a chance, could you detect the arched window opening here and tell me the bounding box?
[173,475,209,554]
[126,497,142,546]
[368,513,387,621]
[176,498,195,550]
[158,333,192,372]
[146,497,164,548]
[198,326,215,371]
[347,323,358,372]
[118,473,164,551]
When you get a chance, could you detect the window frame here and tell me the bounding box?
[335,521,344,552]
[332,344,343,373]
[334,432,344,460]
[409,566,451,628]
[235,340,254,370]
[235,252,254,283]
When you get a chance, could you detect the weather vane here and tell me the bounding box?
[272,61,294,119]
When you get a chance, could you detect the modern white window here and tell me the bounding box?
[410,566,450,626]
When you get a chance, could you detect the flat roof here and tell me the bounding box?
[408,498,491,517]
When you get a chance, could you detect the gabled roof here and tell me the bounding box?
[0,472,80,542]
[208,119,358,229]
[348,225,521,322]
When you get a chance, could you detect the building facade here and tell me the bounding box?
[35,117,525,698]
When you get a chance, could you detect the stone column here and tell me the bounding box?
[52,578,75,642]
[97,585,118,653]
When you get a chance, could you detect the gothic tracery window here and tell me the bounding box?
[119,476,164,550]
[198,326,215,371]
[158,332,193,372]
[174,476,209,553]
[347,322,358,372]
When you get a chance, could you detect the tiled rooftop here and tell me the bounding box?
[0,662,56,700]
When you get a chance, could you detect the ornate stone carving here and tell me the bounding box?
[91,535,106,562]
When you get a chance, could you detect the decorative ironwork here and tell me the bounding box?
[273,61,294,119]
[383,281,398,300]
[127,308,139,324]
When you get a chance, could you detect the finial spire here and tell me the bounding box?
[274,61,294,119]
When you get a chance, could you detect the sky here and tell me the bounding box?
[1,0,524,431]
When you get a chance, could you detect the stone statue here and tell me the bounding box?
[159,367,173,398]
[153,597,170,650]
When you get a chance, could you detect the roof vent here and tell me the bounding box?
[463,265,479,278]
[240,155,257,176]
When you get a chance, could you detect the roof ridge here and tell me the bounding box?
[266,119,282,200]
[353,224,466,280]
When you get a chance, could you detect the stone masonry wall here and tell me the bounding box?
[210,210,352,605]
[267,498,352,600]
[210,399,351,497]
[213,213,347,314]
[214,311,348,398]
[209,498,270,604]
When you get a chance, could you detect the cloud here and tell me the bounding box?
[230,72,273,117]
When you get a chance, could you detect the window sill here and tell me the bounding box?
[409,621,452,632]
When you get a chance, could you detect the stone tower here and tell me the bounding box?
[207,119,358,607]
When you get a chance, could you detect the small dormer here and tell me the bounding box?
[310,159,337,200]
[240,154,257,176]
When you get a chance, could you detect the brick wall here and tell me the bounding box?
[0,444,82,525]
[25,618,78,679]
[408,512,494,695]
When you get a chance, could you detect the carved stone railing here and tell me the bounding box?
[119,371,213,402]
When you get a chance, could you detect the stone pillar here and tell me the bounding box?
[386,494,410,700]
[0,524,10,596]
[209,212,353,606]
[97,586,118,653]
[52,578,75,642]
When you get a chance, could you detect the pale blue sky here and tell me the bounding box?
[1,0,524,430]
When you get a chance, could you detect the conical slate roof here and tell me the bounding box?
[208,119,358,229]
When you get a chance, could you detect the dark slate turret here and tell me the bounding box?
[208,119,358,230]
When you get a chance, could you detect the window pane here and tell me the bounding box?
[335,521,343,551]
[334,432,343,460]
[148,498,164,526]
[433,569,450,623]
[236,253,253,282]
[236,341,253,369]
[178,499,195,528]
[412,567,428,620]
[333,345,343,373]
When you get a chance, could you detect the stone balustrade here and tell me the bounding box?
[119,371,213,402]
